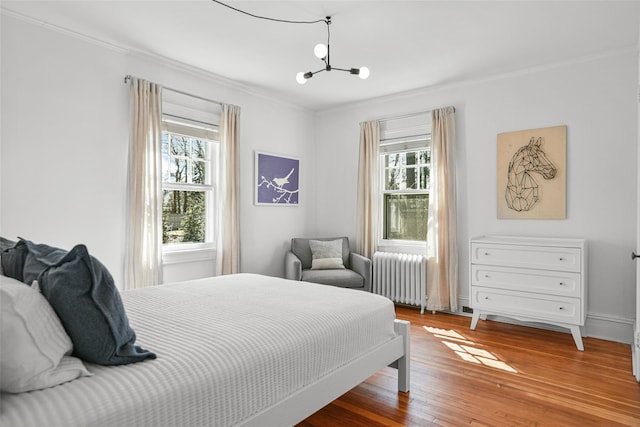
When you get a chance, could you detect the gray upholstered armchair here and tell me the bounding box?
[284,237,371,292]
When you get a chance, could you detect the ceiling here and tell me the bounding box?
[2,1,640,111]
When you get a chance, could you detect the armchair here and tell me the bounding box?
[284,237,371,292]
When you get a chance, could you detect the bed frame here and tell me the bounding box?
[241,319,410,426]
[0,271,410,427]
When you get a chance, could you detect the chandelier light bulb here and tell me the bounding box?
[358,66,370,80]
[314,43,328,59]
[296,72,307,85]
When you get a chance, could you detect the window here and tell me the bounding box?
[381,145,430,242]
[161,118,219,249]
[379,114,431,244]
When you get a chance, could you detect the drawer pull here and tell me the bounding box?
[484,274,490,278]
[559,257,565,261]
[558,282,564,286]
[484,252,491,256]
[559,306,564,310]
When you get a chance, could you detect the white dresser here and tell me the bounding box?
[469,235,587,350]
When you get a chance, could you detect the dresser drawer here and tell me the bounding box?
[471,265,581,298]
[471,287,581,325]
[471,243,581,272]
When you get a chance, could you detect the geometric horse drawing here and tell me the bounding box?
[505,137,557,212]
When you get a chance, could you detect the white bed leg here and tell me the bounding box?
[393,320,410,392]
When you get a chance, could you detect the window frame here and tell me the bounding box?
[378,134,431,251]
[160,116,219,259]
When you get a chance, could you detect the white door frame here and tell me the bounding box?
[633,43,640,383]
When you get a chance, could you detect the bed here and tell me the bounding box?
[1,272,410,426]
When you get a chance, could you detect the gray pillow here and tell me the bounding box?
[309,239,345,270]
[1,238,28,282]
[37,244,155,365]
[22,240,70,285]
[0,237,16,252]
[1,238,68,284]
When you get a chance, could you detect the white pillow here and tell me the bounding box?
[0,276,92,393]
[309,239,345,270]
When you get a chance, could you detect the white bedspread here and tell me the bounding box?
[1,273,397,427]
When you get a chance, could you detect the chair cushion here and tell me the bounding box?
[301,268,364,289]
[291,237,350,270]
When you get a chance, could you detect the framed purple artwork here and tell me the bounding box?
[254,151,300,206]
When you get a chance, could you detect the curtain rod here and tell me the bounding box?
[376,106,456,123]
[124,75,224,107]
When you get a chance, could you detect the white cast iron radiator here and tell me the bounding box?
[372,252,427,314]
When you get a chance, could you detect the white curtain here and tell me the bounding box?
[216,104,241,275]
[356,120,380,259]
[124,78,163,289]
[426,106,458,312]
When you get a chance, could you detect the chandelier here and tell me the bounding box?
[211,1,369,85]
[296,16,370,85]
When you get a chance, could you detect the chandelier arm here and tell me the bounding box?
[331,67,355,73]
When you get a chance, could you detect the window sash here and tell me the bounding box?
[162,132,213,186]
[381,147,431,192]
[382,193,429,242]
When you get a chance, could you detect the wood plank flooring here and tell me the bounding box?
[297,306,640,427]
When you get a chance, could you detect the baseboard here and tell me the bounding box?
[585,312,634,344]
[450,298,634,345]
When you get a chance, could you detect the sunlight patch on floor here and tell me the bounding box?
[424,326,476,345]
[424,326,518,373]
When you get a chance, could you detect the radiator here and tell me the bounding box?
[372,252,427,314]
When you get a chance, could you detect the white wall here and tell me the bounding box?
[315,51,639,343]
[2,13,638,344]
[1,15,317,286]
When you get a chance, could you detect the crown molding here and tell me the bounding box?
[1,7,129,54]
[319,45,639,116]
[1,7,312,114]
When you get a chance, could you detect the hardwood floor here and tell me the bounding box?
[297,306,640,427]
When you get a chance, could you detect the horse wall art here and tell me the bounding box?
[497,126,566,219]
[505,137,556,212]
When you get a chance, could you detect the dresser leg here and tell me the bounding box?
[470,310,481,330]
[570,325,584,351]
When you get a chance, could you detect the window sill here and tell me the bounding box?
[162,246,216,265]
[377,240,426,255]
